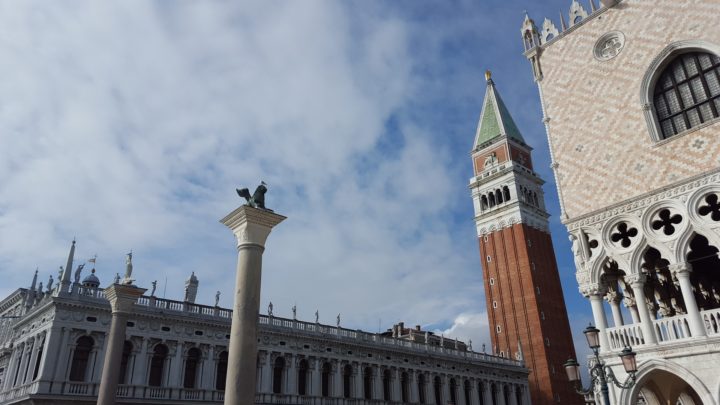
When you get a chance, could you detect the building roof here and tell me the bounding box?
[473,71,525,149]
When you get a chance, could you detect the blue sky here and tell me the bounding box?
[0,0,597,361]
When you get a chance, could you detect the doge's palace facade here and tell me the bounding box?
[522,0,720,404]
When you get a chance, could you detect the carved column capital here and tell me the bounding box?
[581,283,607,297]
[669,262,692,277]
[624,273,647,286]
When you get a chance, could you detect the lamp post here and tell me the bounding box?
[564,324,638,405]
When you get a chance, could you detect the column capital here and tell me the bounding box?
[669,262,692,276]
[104,284,147,315]
[581,283,607,297]
[220,205,286,248]
[624,273,646,286]
[605,289,623,304]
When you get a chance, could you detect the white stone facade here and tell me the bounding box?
[523,0,720,404]
[0,267,529,405]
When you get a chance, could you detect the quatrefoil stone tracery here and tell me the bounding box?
[698,194,720,222]
[611,222,638,248]
[594,31,625,61]
[652,209,683,236]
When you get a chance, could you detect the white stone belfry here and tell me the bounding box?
[220,205,285,405]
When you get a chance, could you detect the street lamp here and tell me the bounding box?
[564,324,638,405]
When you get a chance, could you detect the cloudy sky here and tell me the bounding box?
[0,0,597,360]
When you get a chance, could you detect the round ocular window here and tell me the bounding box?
[594,31,625,61]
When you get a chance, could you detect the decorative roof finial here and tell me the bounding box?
[485,70,493,82]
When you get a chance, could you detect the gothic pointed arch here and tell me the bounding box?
[640,40,720,141]
[620,359,715,405]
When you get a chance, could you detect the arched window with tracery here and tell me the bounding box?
[216,351,228,390]
[321,362,331,397]
[297,359,308,396]
[652,51,720,139]
[118,341,133,385]
[69,336,94,382]
[183,347,201,388]
[148,344,168,387]
[272,356,285,394]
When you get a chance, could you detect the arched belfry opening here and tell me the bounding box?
[641,247,685,319]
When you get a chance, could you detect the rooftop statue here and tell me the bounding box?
[236,181,269,210]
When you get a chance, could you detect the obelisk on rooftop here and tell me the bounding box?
[221,183,285,405]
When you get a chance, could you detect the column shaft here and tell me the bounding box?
[132,339,149,385]
[225,244,264,403]
[675,268,706,337]
[609,299,624,327]
[589,294,611,351]
[630,279,658,344]
[97,313,129,405]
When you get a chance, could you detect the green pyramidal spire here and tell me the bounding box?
[473,71,525,149]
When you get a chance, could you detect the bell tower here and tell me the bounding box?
[469,72,580,405]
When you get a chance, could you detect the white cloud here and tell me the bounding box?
[435,312,491,351]
[0,2,488,336]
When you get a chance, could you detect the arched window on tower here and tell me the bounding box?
[652,51,720,139]
[321,362,331,397]
[481,195,488,210]
[68,336,94,382]
[118,341,133,385]
[495,189,503,204]
[183,347,201,388]
[215,351,228,390]
[533,191,539,207]
[298,359,309,396]
[272,356,285,394]
[488,193,496,208]
[148,344,168,387]
[503,186,511,202]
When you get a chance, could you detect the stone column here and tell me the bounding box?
[260,353,273,393]
[468,379,479,405]
[353,365,363,399]
[508,384,518,405]
[51,328,72,392]
[586,285,611,351]
[220,205,285,405]
[606,290,624,327]
[457,379,467,405]
[16,341,31,386]
[373,366,382,399]
[312,359,322,396]
[37,328,61,392]
[672,263,706,337]
[286,354,296,394]
[132,338,149,385]
[496,383,506,405]
[627,274,658,344]
[623,296,641,324]
[2,345,20,390]
[482,380,493,405]
[409,371,419,403]
[202,346,216,390]
[442,375,450,404]
[96,283,146,405]
[169,341,185,388]
[333,361,343,397]
[392,368,401,402]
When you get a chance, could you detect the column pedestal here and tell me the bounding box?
[221,206,285,405]
[97,283,146,405]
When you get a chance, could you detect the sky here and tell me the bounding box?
[0,0,598,364]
